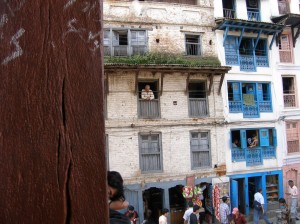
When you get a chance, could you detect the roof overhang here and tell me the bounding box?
[271,13,300,47]
[214,18,284,50]
[104,63,232,95]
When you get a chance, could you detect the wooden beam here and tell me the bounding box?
[186,73,190,95]
[160,73,165,96]
[218,73,226,95]
[223,26,229,47]
[134,71,139,95]
[238,28,245,47]
[208,73,215,96]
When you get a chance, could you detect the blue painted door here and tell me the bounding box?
[231,179,238,209]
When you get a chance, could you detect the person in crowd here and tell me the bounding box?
[141,85,154,100]
[108,171,130,224]
[159,208,169,224]
[189,205,201,224]
[220,196,230,224]
[231,208,246,224]
[249,135,258,148]
[125,205,139,224]
[183,201,194,224]
[253,188,272,224]
[278,198,290,224]
[286,180,299,221]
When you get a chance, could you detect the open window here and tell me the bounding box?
[138,81,160,118]
[222,0,235,18]
[185,35,201,56]
[282,76,297,108]
[188,82,208,117]
[246,0,260,21]
[231,130,241,148]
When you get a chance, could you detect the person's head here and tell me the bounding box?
[232,208,239,216]
[234,139,239,144]
[161,208,169,216]
[193,205,200,213]
[288,180,294,187]
[257,188,262,193]
[107,171,125,202]
[128,205,134,212]
[252,134,257,140]
[187,200,193,208]
[222,196,228,203]
[145,85,150,92]
[279,198,286,206]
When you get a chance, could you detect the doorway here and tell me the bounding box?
[248,176,262,210]
[143,187,164,224]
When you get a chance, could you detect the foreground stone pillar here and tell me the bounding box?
[0,1,107,223]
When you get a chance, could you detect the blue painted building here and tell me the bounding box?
[214,0,288,216]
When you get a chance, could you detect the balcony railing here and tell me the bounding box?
[283,94,296,108]
[104,45,147,56]
[278,1,290,14]
[232,146,276,166]
[138,99,160,119]
[189,98,208,117]
[186,43,201,56]
[247,8,260,21]
[243,102,259,118]
[223,8,236,19]
[279,50,293,63]
[240,55,255,72]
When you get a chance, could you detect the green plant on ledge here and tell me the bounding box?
[104,52,221,66]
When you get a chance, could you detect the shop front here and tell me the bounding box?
[230,170,283,215]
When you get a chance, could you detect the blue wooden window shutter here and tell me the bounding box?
[240,130,247,148]
[272,129,277,147]
[259,129,269,147]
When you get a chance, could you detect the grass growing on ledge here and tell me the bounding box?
[104,53,221,66]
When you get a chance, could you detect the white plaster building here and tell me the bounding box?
[215,0,300,216]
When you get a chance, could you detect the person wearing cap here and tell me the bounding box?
[220,196,230,224]
[125,205,139,224]
[231,208,246,224]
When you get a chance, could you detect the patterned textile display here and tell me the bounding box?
[213,185,221,221]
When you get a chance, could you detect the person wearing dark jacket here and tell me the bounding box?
[108,171,130,224]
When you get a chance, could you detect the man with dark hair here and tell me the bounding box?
[159,208,169,224]
[183,201,195,224]
[108,171,130,224]
[253,188,272,224]
[125,205,139,224]
[219,196,230,224]
[278,198,290,224]
[189,205,201,224]
[286,180,299,221]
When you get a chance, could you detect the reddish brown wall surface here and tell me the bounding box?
[0,1,107,223]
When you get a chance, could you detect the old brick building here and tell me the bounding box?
[104,0,230,223]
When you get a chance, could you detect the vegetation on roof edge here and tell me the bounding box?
[104,53,221,66]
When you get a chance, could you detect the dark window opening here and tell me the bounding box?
[223,0,235,9]
[169,185,185,212]
[282,77,295,95]
[255,39,267,56]
[231,130,241,148]
[188,82,206,99]
[186,35,201,56]
[138,81,159,99]
[239,39,253,55]
[119,33,128,45]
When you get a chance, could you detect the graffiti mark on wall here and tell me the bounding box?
[2,28,25,65]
